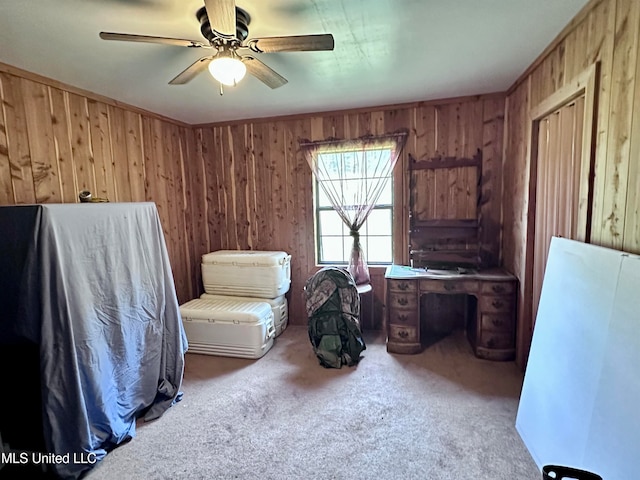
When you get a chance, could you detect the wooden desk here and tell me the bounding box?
[385,265,517,360]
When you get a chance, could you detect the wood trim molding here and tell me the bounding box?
[519,63,599,368]
[193,92,507,128]
[528,62,599,242]
[409,150,482,170]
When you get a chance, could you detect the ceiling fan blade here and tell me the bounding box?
[242,56,288,89]
[99,32,210,48]
[169,56,215,85]
[204,0,237,38]
[246,34,334,53]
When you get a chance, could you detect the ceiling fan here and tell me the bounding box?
[99,0,335,93]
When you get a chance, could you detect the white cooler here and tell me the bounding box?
[180,298,275,359]
[201,250,291,298]
[200,293,288,337]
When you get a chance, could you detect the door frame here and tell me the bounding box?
[518,62,599,368]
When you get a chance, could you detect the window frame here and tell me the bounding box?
[313,146,395,266]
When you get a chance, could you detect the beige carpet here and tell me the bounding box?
[86,326,540,480]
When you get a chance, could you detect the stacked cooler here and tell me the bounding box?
[179,250,291,359]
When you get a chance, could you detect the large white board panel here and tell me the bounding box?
[516,237,640,480]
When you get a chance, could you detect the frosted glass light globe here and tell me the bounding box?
[208,56,247,86]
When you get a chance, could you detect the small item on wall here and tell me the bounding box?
[78,190,109,203]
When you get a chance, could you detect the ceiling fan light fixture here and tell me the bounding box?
[208,53,246,86]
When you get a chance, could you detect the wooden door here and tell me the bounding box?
[531,97,586,327]
[519,64,598,369]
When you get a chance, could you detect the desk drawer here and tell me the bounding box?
[480,281,516,295]
[388,292,418,310]
[480,313,513,333]
[478,330,514,349]
[388,280,417,293]
[389,325,418,343]
[479,295,514,313]
[419,279,478,294]
[388,308,418,326]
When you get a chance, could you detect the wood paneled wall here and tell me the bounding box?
[0,62,504,332]
[0,64,195,305]
[193,96,505,328]
[502,0,640,367]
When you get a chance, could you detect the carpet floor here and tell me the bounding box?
[85,325,540,480]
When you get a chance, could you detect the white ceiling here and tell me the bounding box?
[0,0,589,125]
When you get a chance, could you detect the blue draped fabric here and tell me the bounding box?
[0,202,187,479]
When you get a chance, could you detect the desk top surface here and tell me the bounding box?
[385,264,516,281]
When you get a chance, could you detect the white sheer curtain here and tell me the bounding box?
[301,131,408,284]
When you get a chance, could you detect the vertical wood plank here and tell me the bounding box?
[447,103,461,220]
[293,117,314,323]
[164,122,188,302]
[563,28,579,84]
[385,108,411,265]
[623,7,640,253]
[0,72,36,204]
[480,97,505,267]
[589,0,617,244]
[571,95,586,239]
[232,123,250,249]
[434,104,449,219]
[88,100,116,201]
[358,112,372,136]
[142,117,170,240]
[532,117,549,329]
[182,126,209,296]
[371,110,384,136]
[107,105,132,202]
[176,126,193,300]
[0,74,13,203]
[246,123,259,249]
[411,105,437,221]
[67,92,95,195]
[49,88,78,203]
[214,126,230,248]
[271,121,289,250]
[283,121,297,259]
[123,111,145,201]
[21,80,60,203]
[556,107,571,236]
[201,127,222,250]
[597,0,639,249]
[464,100,484,220]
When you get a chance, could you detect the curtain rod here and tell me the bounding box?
[299,130,408,148]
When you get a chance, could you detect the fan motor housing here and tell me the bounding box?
[196,6,250,42]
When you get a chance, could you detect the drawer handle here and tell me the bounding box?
[491,299,505,309]
[491,318,505,328]
[444,283,456,291]
[398,329,409,338]
[491,284,506,294]
[397,297,408,306]
[397,314,408,322]
[398,282,409,291]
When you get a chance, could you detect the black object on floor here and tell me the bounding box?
[542,465,603,480]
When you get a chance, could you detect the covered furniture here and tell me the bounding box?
[0,202,187,479]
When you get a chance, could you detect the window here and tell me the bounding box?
[301,131,407,282]
[314,146,394,265]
